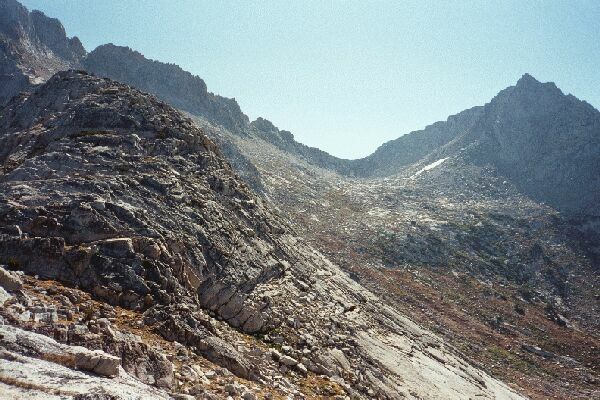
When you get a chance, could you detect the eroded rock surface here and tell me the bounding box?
[0,325,171,399]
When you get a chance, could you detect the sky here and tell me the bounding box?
[20,0,600,159]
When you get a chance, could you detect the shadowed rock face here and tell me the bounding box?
[464,74,600,218]
[0,0,85,105]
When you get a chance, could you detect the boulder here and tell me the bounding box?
[0,266,22,291]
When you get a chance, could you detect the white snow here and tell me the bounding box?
[411,158,448,178]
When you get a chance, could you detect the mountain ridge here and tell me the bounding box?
[0,2,599,398]
[78,41,600,218]
[3,1,597,220]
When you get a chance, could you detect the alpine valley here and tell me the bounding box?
[0,1,598,399]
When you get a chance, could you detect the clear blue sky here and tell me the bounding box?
[20,0,600,159]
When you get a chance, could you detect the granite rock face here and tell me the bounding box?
[0,324,172,399]
[0,0,85,105]
[0,69,280,328]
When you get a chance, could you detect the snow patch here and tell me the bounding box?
[411,158,448,178]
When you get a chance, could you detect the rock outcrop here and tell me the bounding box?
[0,324,171,399]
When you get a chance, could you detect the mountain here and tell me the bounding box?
[464,74,600,218]
[0,70,528,399]
[0,0,84,105]
[0,1,598,398]
[7,1,594,220]
[353,74,600,219]
[77,42,600,220]
[2,2,598,222]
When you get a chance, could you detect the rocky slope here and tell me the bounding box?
[0,0,84,105]
[347,106,483,177]
[0,70,527,399]
[222,126,599,400]
[2,1,598,220]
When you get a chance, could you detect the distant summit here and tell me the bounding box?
[348,73,600,217]
[515,72,540,86]
[466,74,600,217]
[0,0,84,104]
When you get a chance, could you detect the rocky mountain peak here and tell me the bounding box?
[0,0,28,38]
[0,0,85,61]
[250,117,294,142]
[0,0,85,105]
[29,10,86,61]
[459,75,600,217]
[493,73,565,112]
[513,73,562,95]
[515,72,540,87]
